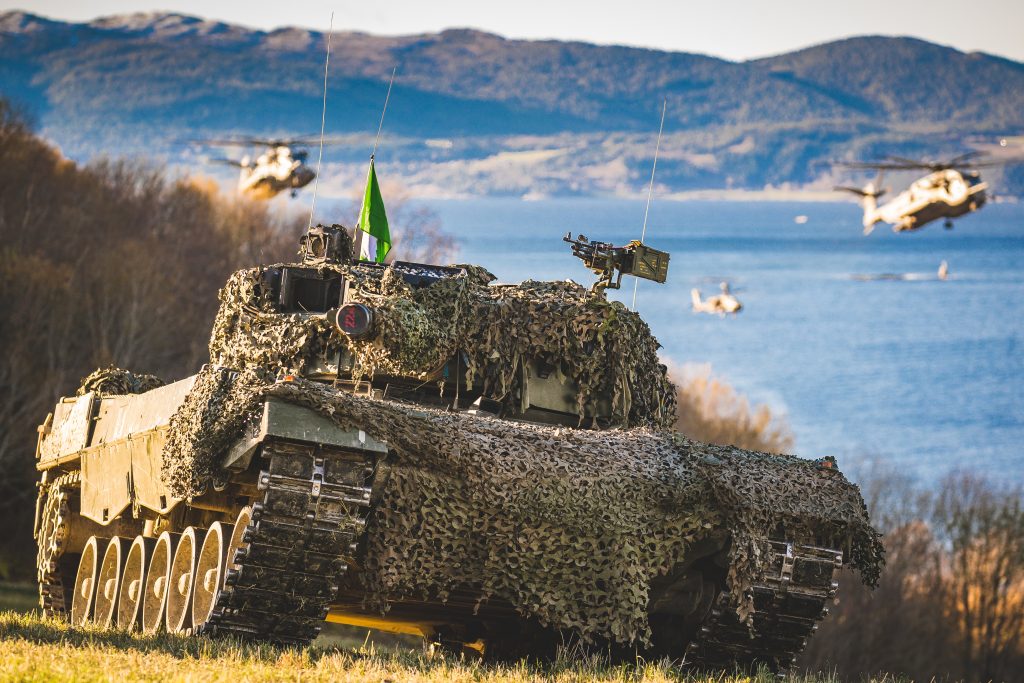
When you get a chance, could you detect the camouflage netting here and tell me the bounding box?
[158,258,882,645]
[77,365,165,396]
[207,262,675,427]
[162,366,883,646]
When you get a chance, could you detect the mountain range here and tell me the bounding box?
[2,11,1022,197]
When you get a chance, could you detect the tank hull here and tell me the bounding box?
[35,372,876,672]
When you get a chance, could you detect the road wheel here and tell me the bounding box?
[116,535,156,630]
[166,526,206,633]
[192,521,235,632]
[93,537,130,628]
[70,536,106,627]
[142,531,180,634]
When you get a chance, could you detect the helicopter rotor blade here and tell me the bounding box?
[883,155,932,168]
[192,134,365,149]
[834,185,886,199]
[193,137,299,148]
[834,160,931,171]
[947,150,984,166]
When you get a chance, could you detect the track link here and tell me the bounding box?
[200,438,376,645]
[36,471,79,618]
[685,541,842,674]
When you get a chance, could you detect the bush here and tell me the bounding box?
[671,362,794,453]
[801,465,1024,683]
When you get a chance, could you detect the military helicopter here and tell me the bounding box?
[198,137,331,199]
[834,152,1018,234]
[691,281,742,316]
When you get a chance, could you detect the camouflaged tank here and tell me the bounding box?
[33,224,882,672]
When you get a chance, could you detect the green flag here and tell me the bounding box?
[357,157,391,263]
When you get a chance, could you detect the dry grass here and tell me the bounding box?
[0,610,879,683]
[671,363,794,454]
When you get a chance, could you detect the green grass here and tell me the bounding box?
[0,609,909,683]
[0,586,908,683]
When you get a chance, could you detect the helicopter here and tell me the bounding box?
[691,281,742,316]
[833,152,1018,234]
[197,137,327,199]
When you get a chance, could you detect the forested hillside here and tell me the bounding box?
[2,11,1022,196]
[0,100,301,576]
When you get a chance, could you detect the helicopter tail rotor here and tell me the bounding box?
[834,177,884,233]
[833,183,885,199]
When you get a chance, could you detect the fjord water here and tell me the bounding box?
[421,198,1024,485]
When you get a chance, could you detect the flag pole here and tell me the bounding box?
[632,98,667,312]
[356,68,398,261]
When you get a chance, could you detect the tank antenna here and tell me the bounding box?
[372,67,397,160]
[307,11,334,230]
[632,98,667,311]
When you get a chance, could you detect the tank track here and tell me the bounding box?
[36,471,79,618]
[685,540,842,674]
[199,438,376,645]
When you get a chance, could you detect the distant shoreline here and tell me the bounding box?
[403,189,1022,203]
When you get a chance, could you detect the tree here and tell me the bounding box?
[934,474,1024,682]
[342,181,458,264]
[0,101,303,578]
[801,466,1024,683]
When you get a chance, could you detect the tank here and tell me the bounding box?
[33,224,882,672]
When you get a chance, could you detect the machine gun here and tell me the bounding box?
[563,233,671,293]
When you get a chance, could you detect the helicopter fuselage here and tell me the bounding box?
[865,169,988,233]
[238,145,316,199]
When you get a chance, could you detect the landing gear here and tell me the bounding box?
[944,219,954,229]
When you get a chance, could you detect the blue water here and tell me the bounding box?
[416,198,1024,484]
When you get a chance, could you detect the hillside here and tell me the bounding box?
[1,10,1022,196]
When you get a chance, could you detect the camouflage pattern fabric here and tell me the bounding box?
[207,262,675,428]
[76,365,165,396]
[162,367,882,646]
[158,260,882,646]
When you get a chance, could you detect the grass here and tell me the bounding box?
[0,584,907,683]
[0,609,912,683]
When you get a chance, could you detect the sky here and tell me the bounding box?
[6,0,1024,62]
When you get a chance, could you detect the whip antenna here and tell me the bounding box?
[307,12,334,229]
[372,67,397,160]
[632,98,667,311]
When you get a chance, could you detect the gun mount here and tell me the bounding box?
[563,233,671,292]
